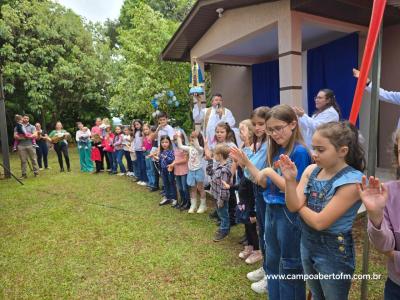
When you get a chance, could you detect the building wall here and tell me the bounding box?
[210,65,253,124]
[378,24,400,168]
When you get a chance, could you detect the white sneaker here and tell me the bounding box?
[117,173,125,176]
[138,181,147,186]
[171,199,177,206]
[247,267,265,282]
[196,198,207,214]
[188,198,197,213]
[251,276,268,294]
[159,198,170,206]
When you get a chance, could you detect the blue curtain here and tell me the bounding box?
[252,60,280,108]
[307,33,358,120]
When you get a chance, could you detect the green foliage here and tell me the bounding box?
[111,2,193,132]
[0,0,197,138]
[0,0,111,136]
[120,0,195,27]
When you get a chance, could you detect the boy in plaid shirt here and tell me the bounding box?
[207,144,232,242]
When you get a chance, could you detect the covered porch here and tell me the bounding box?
[162,0,400,168]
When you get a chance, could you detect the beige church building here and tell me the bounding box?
[162,0,400,168]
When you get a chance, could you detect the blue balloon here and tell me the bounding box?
[175,101,180,107]
[167,90,174,97]
[189,86,204,95]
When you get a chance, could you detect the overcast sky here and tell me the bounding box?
[54,0,124,23]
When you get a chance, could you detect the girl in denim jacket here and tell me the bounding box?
[280,121,365,300]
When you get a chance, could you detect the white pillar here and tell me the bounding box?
[278,11,302,107]
[191,59,206,132]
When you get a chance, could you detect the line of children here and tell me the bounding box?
[85,104,396,299]
[232,104,312,298]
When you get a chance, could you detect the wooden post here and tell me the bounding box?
[360,26,382,300]
[0,71,11,178]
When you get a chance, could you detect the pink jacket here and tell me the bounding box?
[103,133,115,152]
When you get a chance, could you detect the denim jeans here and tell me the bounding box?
[114,149,126,173]
[175,174,190,206]
[36,140,48,168]
[385,278,400,300]
[161,170,177,200]
[265,204,305,300]
[254,184,267,272]
[145,152,156,187]
[124,150,133,173]
[154,162,160,189]
[217,200,230,233]
[134,151,148,182]
[301,223,356,300]
[107,152,116,173]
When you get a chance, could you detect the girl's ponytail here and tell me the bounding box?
[316,121,366,172]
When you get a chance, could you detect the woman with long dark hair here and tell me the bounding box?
[35,122,51,170]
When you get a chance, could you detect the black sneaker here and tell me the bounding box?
[19,174,27,180]
[213,230,229,242]
[239,234,247,245]
[60,168,65,172]
[209,210,219,220]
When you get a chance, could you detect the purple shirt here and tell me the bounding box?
[368,180,400,286]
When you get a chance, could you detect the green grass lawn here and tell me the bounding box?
[0,149,386,299]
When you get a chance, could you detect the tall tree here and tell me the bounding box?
[0,0,111,135]
[120,0,195,28]
[111,2,192,130]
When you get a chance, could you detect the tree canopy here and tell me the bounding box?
[111,2,193,130]
[0,0,196,139]
[0,0,112,135]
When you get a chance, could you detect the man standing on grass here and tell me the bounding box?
[14,115,39,179]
